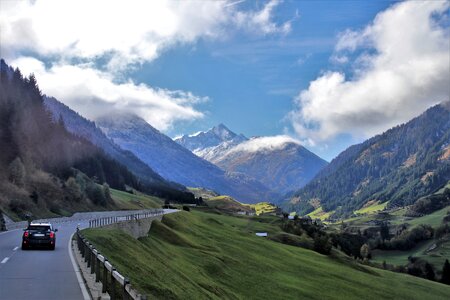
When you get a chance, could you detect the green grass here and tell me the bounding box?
[355,201,388,215]
[372,236,450,268]
[82,210,450,299]
[204,196,253,213]
[110,188,163,210]
[307,206,334,221]
[405,206,450,228]
[245,202,277,215]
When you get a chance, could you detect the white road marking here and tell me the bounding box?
[68,232,91,300]
[13,246,19,251]
[1,257,9,264]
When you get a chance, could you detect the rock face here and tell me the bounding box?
[176,126,328,195]
[96,113,276,203]
[285,102,450,217]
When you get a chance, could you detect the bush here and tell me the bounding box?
[269,233,314,250]
[384,225,434,250]
[182,206,190,212]
[313,234,332,255]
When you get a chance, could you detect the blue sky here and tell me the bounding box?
[2,0,449,161]
[136,1,394,160]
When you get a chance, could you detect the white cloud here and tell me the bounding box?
[1,0,290,70]
[11,57,205,131]
[228,135,301,153]
[289,1,450,143]
[1,0,290,131]
[234,0,291,35]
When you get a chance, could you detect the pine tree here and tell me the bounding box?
[442,259,450,285]
[424,263,435,281]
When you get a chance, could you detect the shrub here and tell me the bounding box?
[182,206,190,212]
[313,234,332,255]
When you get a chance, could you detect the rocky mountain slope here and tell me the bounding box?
[176,125,328,195]
[285,102,450,218]
[96,114,275,203]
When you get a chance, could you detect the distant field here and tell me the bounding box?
[354,201,388,215]
[372,236,450,268]
[204,195,253,213]
[389,205,450,229]
[245,202,277,215]
[307,206,333,221]
[83,210,450,299]
[110,188,163,209]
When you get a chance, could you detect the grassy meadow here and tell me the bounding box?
[82,210,450,300]
[110,188,163,210]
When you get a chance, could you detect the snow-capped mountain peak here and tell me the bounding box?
[176,126,328,195]
[174,123,247,152]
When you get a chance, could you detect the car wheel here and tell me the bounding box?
[49,244,55,250]
[21,243,28,250]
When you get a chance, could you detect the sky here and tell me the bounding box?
[1,0,449,161]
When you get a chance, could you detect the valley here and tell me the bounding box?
[1,1,449,297]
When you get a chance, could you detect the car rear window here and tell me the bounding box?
[28,225,51,231]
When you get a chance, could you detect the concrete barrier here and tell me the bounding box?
[100,215,162,239]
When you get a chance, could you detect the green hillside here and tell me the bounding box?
[285,103,450,218]
[82,210,450,299]
[203,195,254,213]
[110,188,163,210]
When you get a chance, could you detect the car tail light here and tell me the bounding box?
[50,232,54,239]
[23,231,29,238]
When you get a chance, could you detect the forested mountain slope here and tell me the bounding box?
[285,103,450,217]
[0,59,194,219]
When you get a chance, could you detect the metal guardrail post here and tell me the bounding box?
[102,259,108,294]
[80,238,85,258]
[90,247,95,274]
[86,243,91,268]
[110,268,116,300]
[85,242,90,264]
[95,253,100,282]
[123,278,130,300]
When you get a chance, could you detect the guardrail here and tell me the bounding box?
[5,221,28,231]
[88,210,163,228]
[76,228,147,300]
[1,209,164,232]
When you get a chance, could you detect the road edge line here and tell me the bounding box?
[68,232,91,300]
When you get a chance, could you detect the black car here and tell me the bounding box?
[22,223,58,250]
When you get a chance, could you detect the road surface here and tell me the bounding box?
[0,209,176,300]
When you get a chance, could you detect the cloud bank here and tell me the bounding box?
[1,0,290,70]
[229,135,301,153]
[1,0,290,130]
[11,57,206,131]
[289,1,450,144]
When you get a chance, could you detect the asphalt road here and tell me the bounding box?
[0,209,176,300]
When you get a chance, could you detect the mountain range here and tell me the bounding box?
[95,113,275,203]
[44,96,171,187]
[284,102,450,218]
[176,125,328,195]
